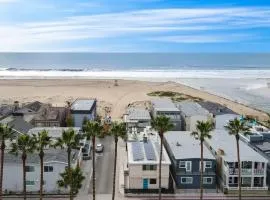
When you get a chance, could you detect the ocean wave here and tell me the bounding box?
[1,68,270,79]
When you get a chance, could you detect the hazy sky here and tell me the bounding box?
[0,0,270,52]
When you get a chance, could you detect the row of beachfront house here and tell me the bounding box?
[123,99,270,194]
[0,99,97,194]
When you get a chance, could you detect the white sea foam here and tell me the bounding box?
[1,69,270,79]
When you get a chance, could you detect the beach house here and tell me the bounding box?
[176,102,212,132]
[240,124,270,186]
[124,108,151,133]
[2,148,82,193]
[124,139,172,193]
[70,99,97,128]
[164,131,217,190]
[205,129,268,192]
[151,99,181,131]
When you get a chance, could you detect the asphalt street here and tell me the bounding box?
[89,136,114,194]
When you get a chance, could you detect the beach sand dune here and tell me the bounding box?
[0,79,267,121]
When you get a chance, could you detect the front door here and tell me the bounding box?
[143,178,148,189]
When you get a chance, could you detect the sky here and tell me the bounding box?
[0,0,270,52]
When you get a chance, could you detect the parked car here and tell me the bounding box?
[82,143,91,160]
[95,143,104,153]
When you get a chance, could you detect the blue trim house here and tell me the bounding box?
[164,131,216,189]
[70,99,97,128]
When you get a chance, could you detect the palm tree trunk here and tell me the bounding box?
[22,154,27,200]
[39,152,44,200]
[67,149,73,200]
[200,140,204,200]
[0,141,5,199]
[92,136,96,200]
[158,134,163,200]
[236,137,241,200]
[112,137,118,200]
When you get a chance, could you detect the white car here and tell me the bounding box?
[95,143,104,153]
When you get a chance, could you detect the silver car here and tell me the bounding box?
[95,143,104,153]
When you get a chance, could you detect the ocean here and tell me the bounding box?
[0,53,270,112]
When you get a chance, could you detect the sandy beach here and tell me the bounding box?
[0,79,268,121]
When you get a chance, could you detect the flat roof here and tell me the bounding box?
[28,127,81,138]
[125,108,151,121]
[127,140,171,165]
[4,148,79,164]
[206,129,268,162]
[152,99,179,112]
[215,114,240,130]
[176,102,209,117]
[164,131,215,160]
[71,99,96,111]
[198,101,236,116]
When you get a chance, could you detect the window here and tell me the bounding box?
[44,166,53,172]
[142,165,157,171]
[149,179,156,184]
[205,161,212,168]
[26,180,35,186]
[186,161,192,172]
[25,166,35,172]
[179,161,192,172]
[179,161,186,168]
[203,177,213,184]
[229,177,233,184]
[181,177,193,184]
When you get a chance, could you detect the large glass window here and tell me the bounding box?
[25,166,35,172]
[142,165,157,171]
[26,180,35,186]
[44,166,54,172]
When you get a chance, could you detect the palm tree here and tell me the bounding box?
[10,134,36,200]
[109,122,126,200]
[264,113,270,128]
[191,120,214,200]
[0,124,15,198]
[151,115,174,200]
[54,128,80,200]
[224,118,250,200]
[32,130,52,200]
[83,121,103,200]
[57,165,85,199]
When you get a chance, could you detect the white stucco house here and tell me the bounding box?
[124,139,171,193]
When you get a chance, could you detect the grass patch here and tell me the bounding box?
[147,90,202,102]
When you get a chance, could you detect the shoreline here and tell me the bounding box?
[0,79,268,121]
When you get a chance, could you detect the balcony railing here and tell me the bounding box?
[229,168,252,175]
[254,169,264,175]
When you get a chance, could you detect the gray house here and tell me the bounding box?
[164,131,216,189]
[151,99,181,131]
[70,99,97,128]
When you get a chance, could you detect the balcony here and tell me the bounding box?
[254,169,264,175]
[229,168,252,175]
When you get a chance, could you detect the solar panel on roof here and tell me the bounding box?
[132,142,144,161]
[143,141,156,161]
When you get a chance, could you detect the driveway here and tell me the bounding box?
[89,136,114,194]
